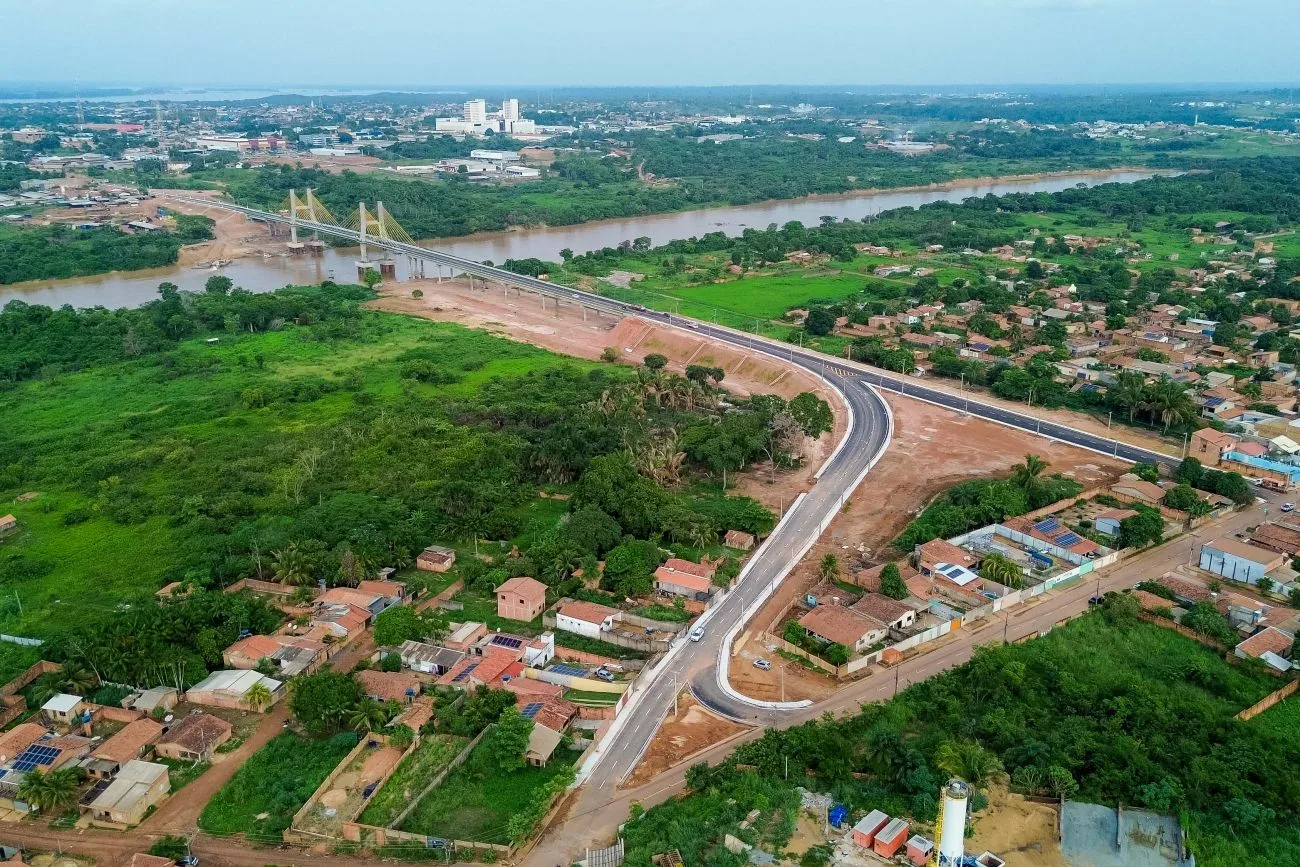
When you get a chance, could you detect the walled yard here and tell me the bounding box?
[355,735,464,828]
[295,739,405,838]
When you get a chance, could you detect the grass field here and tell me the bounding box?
[356,734,465,828]
[199,732,357,840]
[398,741,580,843]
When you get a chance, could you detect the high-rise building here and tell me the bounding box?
[463,99,487,125]
[502,98,520,122]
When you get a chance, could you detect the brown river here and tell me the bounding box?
[1,170,1158,310]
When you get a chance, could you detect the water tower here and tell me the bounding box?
[938,778,971,864]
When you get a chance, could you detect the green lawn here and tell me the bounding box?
[356,734,465,828]
[198,731,357,840]
[563,689,621,706]
[667,271,868,319]
[398,742,580,843]
[157,756,211,791]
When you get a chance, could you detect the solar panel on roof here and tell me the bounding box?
[1035,517,1061,532]
[13,745,58,772]
[492,635,523,649]
[79,779,111,806]
[451,663,479,683]
[1056,532,1084,547]
[520,702,543,719]
[548,664,587,677]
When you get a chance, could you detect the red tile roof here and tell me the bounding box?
[355,670,422,703]
[1236,626,1294,660]
[798,605,882,647]
[556,600,619,626]
[94,718,163,763]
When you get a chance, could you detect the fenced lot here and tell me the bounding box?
[356,734,464,827]
[398,740,581,844]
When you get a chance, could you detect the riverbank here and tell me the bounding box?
[0,168,1164,310]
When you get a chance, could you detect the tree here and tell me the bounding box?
[789,392,833,438]
[879,563,909,600]
[361,269,382,290]
[18,767,84,814]
[290,672,361,735]
[1182,602,1237,645]
[1162,484,1207,514]
[561,507,623,557]
[1119,510,1164,548]
[1140,377,1197,433]
[1256,576,1275,594]
[272,542,312,586]
[643,353,667,372]
[1177,457,1204,487]
[823,643,850,665]
[387,723,415,749]
[800,306,834,336]
[149,836,191,861]
[1109,371,1147,422]
[204,275,233,295]
[935,740,1005,788]
[818,554,840,582]
[348,700,389,733]
[600,347,618,363]
[373,604,433,647]
[245,681,274,713]
[979,552,1023,588]
[482,706,533,774]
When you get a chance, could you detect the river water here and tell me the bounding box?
[1,170,1157,310]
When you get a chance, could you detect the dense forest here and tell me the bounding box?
[0,214,213,284]
[625,602,1299,867]
[0,282,822,687]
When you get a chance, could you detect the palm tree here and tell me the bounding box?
[349,701,388,733]
[1141,377,1198,433]
[1109,371,1147,422]
[245,682,274,713]
[818,554,840,582]
[1011,454,1047,489]
[59,663,96,695]
[979,553,1024,589]
[935,740,1005,788]
[272,542,312,586]
[18,767,84,814]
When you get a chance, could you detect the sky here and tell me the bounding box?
[4,0,1299,89]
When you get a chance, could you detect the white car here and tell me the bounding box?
[1283,503,1295,513]
[753,658,772,671]
[689,626,706,642]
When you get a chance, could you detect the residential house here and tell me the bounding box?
[555,601,619,640]
[914,539,978,577]
[122,687,179,717]
[155,713,232,762]
[0,724,46,763]
[1234,626,1294,672]
[416,545,456,572]
[1003,515,1100,557]
[310,602,371,640]
[1110,476,1167,507]
[474,631,555,669]
[1198,537,1286,585]
[222,635,284,670]
[723,530,756,551]
[1248,522,1300,557]
[355,670,421,704]
[850,594,916,631]
[185,670,284,712]
[797,605,886,654]
[1093,508,1137,537]
[436,649,522,690]
[495,576,548,622]
[443,621,488,651]
[1189,428,1239,465]
[655,559,717,599]
[525,724,564,767]
[354,580,407,610]
[398,640,464,675]
[86,719,163,780]
[40,694,87,727]
[0,515,16,536]
[84,760,169,827]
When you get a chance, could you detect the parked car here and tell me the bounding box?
[753,658,772,671]
[1251,477,1263,487]
[178,858,199,867]
[594,668,616,682]
[1283,503,1295,513]
[689,626,706,642]
[1088,596,1104,606]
